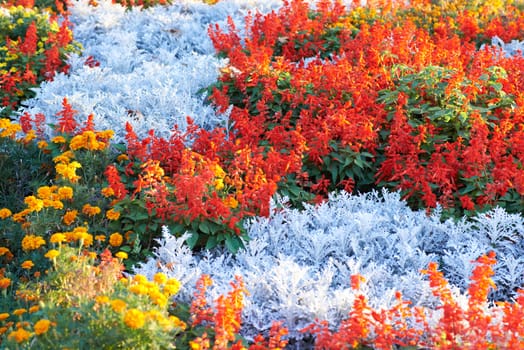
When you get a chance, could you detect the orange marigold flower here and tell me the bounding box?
[21,260,34,270]
[0,313,9,321]
[57,186,74,200]
[21,235,46,251]
[101,187,115,197]
[109,232,123,247]
[0,247,11,256]
[28,306,39,313]
[62,209,78,225]
[37,140,48,149]
[12,308,26,316]
[0,278,11,289]
[0,208,12,219]
[95,234,106,242]
[106,209,120,220]
[7,327,31,343]
[82,203,101,216]
[117,154,129,162]
[24,196,44,212]
[51,135,66,144]
[34,319,52,335]
[110,299,127,313]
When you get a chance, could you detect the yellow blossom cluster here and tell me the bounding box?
[62,226,93,246]
[0,118,22,138]
[94,273,185,333]
[55,161,82,183]
[127,273,181,308]
[69,130,113,151]
[21,235,46,252]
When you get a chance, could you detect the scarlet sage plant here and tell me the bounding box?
[206,0,524,218]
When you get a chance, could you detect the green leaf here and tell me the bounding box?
[205,235,218,250]
[186,232,199,249]
[199,221,210,234]
[225,235,242,253]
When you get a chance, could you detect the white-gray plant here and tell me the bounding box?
[16,0,284,142]
[133,189,524,343]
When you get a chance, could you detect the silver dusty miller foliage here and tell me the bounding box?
[17,0,284,142]
[134,189,524,341]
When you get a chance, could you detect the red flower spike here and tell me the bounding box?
[55,97,78,134]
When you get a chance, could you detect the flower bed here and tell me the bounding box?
[1,0,524,349]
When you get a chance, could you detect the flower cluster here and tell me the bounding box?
[0,2,80,118]
[206,0,524,218]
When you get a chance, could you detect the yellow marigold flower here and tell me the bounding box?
[153,272,168,285]
[149,290,168,308]
[21,260,34,270]
[96,130,114,140]
[213,164,226,178]
[0,121,21,137]
[24,196,44,212]
[62,209,77,225]
[21,235,46,251]
[0,208,12,219]
[0,313,9,321]
[72,227,92,246]
[44,249,59,260]
[115,251,128,260]
[133,274,148,284]
[163,278,181,296]
[95,295,109,304]
[95,234,106,242]
[28,306,39,313]
[214,178,224,191]
[57,186,74,200]
[82,204,101,216]
[55,161,82,183]
[106,209,120,220]
[87,252,97,260]
[0,278,11,289]
[223,196,238,209]
[34,319,52,335]
[37,140,48,149]
[129,284,148,295]
[50,233,66,244]
[109,232,123,247]
[22,130,36,143]
[7,327,31,343]
[12,308,26,316]
[124,308,145,329]
[110,299,126,313]
[101,187,114,197]
[170,316,187,330]
[52,151,74,164]
[51,135,66,143]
